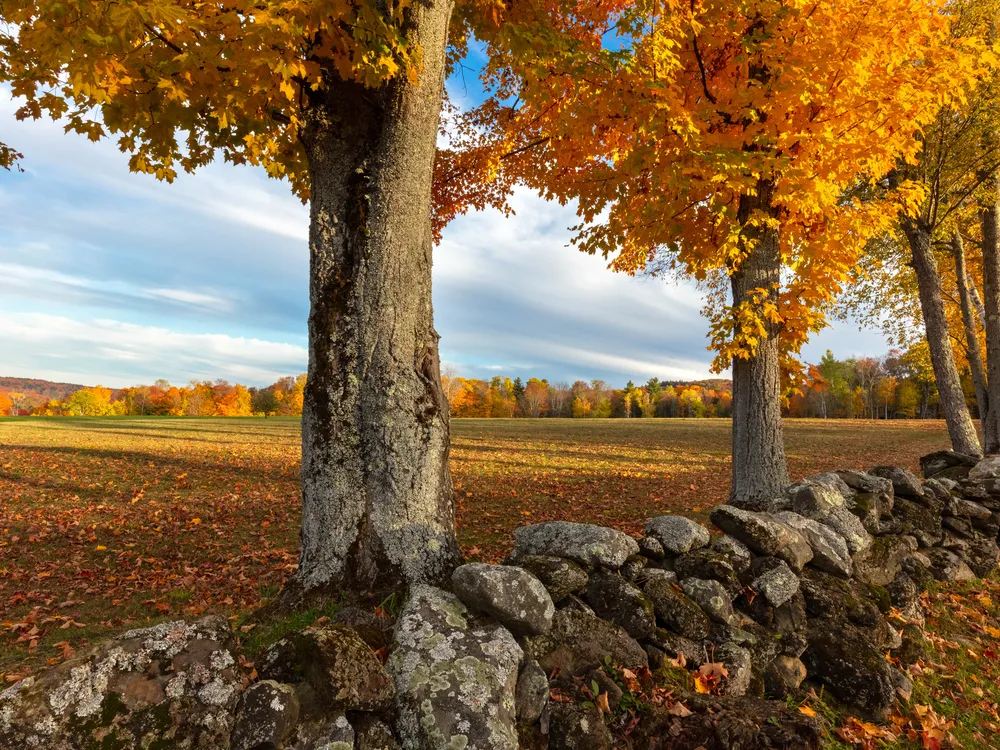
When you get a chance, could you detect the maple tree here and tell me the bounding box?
[444,0,978,504]
[1,0,474,595]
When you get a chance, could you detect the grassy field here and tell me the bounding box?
[0,416,953,681]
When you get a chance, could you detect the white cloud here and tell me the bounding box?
[0,314,306,387]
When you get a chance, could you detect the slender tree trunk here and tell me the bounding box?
[982,171,1000,454]
[901,217,982,455]
[729,180,789,508]
[294,0,461,598]
[952,232,991,440]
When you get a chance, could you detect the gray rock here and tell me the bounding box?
[0,616,240,750]
[920,450,978,479]
[638,568,678,587]
[814,506,872,555]
[680,577,736,625]
[712,534,753,574]
[514,555,589,602]
[943,495,992,520]
[452,563,555,637]
[773,511,853,578]
[646,628,708,667]
[752,561,800,607]
[792,484,846,516]
[260,624,394,712]
[291,711,356,750]
[970,455,1000,481]
[525,609,647,677]
[870,465,924,498]
[837,469,894,498]
[709,506,813,571]
[852,536,917,586]
[960,536,1000,578]
[927,548,976,582]
[638,536,666,560]
[643,574,711,639]
[388,585,521,750]
[644,516,711,555]
[514,660,549,725]
[620,554,648,582]
[716,643,753,697]
[764,655,807,697]
[584,572,656,639]
[511,521,639,569]
[231,681,300,750]
[674,549,742,598]
[548,702,611,750]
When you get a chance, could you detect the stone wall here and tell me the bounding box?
[2,450,998,749]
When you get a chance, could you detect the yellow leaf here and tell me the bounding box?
[95,545,106,551]
[798,705,817,717]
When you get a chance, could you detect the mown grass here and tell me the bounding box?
[0,416,961,722]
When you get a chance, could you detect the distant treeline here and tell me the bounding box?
[0,343,968,420]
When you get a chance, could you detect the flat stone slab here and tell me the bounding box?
[511,521,639,569]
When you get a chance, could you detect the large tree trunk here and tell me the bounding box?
[902,218,982,456]
[294,0,461,598]
[982,171,1000,454]
[729,180,789,507]
[952,232,991,442]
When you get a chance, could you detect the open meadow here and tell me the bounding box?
[0,416,953,676]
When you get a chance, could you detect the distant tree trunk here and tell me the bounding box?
[293,0,461,598]
[981,169,1000,454]
[729,180,789,507]
[952,232,991,438]
[902,217,982,456]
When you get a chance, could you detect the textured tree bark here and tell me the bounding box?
[981,171,1000,454]
[729,180,789,507]
[952,232,991,442]
[293,0,461,598]
[902,218,982,456]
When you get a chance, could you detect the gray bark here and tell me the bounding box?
[952,232,990,438]
[295,0,461,596]
[981,170,1000,454]
[729,180,789,506]
[902,218,982,456]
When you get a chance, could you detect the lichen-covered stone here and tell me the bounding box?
[803,620,896,720]
[643,574,711,639]
[970,455,1000,481]
[584,572,656,639]
[514,660,548,725]
[0,616,240,750]
[673,549,742,598]
[960,536,1000,578]
[680,578,736,625]
[792,484,846,516]
[711,534,753,574]
[638,536,666,560]
[837,469,894,499]
[892,497,943,548]
[231,680,300,750]
[260,624,394,712]
[716,642,753,697]
[927,547,976,582]
[511,521,639,569]
[290,711,356,750]
[773,511,852,578]
[548,702,611,750]
[870,465,924,498]
[620,554,648,582]
[852,535,917,586]
[644,516,711,555]
[353,716,401,750]
[751,561,800,608]
[709,506,813,571]
[646,628,708,668]
[388,585,521,750]
[452,563,555,637]
[920,451,978,479]
[513,555,589,602]
[812,506,873,556]
[763,655,807,698]
[525,608,647,677]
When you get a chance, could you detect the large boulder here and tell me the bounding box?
[644,516,711,555]
[388,585,521,750]
[584,572,656,639]
[710,506,813,571]
[773,511,852,578]
[852,535,918,587]
[452,563,555,637]
[511,521,639,569]
[513,555,588,602]
[525,608,647,677]
[0,616,240,750]
[643,574,711,639]
[260,624,394,712]
[802,620,896,720]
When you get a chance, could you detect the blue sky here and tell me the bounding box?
[0,78,886,389]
